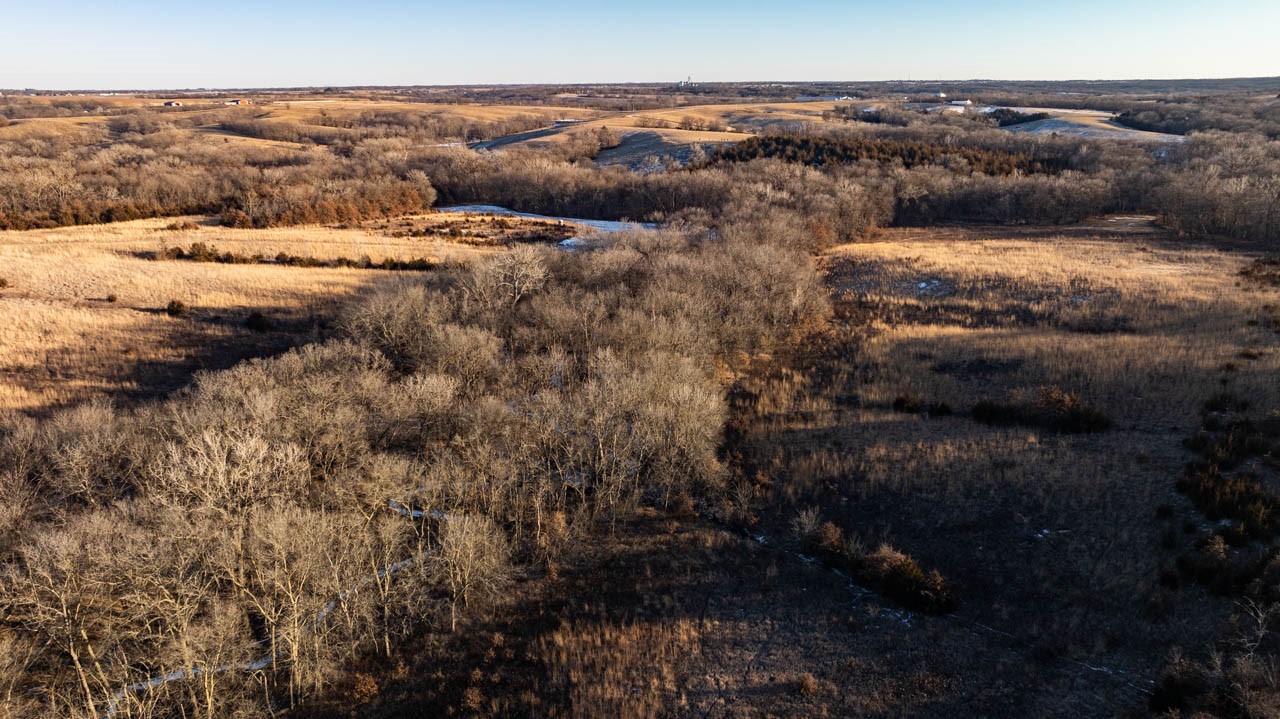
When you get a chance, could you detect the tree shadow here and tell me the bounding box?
[310,510,1144,719]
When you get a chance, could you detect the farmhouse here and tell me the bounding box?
[224,99,249,105]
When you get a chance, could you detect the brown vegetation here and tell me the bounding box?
[2,86,1280,718]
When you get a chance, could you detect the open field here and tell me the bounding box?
[725,220,1280,712]
[999,107,1185,142]
[0,212,570,413]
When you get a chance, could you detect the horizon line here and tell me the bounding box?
[5,75,1280,94]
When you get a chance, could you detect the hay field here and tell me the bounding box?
[0,214,533,413]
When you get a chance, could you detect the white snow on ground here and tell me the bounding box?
[438,205,657,234]
[1001,117,1182,142]
[910,278,956,298]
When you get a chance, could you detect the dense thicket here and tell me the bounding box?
[0,199,830,716]
[709,133,1067,175]
[1114,97,1280,138]
[987,108,1051,127]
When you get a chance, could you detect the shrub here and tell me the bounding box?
[1204,392,1250,414]
[1240,256,1280,287]
[1185,419,1272,470]
[972,386,1110,433]
[927,400,953,417]
[221,208,253,228]
[814,521,844,555]
[1176,466,1278,539]
[164,300,187,317]
[0,278,8,289]
[891,393,922,413]
[1149,652,1213,714]
[1149,646,1278,717]
[791,506,823,540]
[800,521,956,614]
[862,545,956,613]
[972,399,1022,426]
[105,293,117,303]
[796,672,819,696]
[1034,386,1111,432]
[245,311,273,332]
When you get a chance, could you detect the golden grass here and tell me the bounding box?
[538,617,702,719]
[0,215,507,413]
[828,233,1279,423]
[733,224,1279,670]
[630,100,845,125]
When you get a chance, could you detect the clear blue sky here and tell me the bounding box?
[2,0,1276,89]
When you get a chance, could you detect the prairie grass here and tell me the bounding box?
[0,215,504,412]
[732,225,1280,685]
[832,234,1279,424]
[538,617,702,719]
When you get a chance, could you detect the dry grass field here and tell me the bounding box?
[715,218,1280,713]
[0,212,564,413]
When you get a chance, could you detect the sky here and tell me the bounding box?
[1,0,1276,89]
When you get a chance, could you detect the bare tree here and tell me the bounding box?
[434,515,510,632]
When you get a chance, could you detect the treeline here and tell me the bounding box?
[1113,97,1280,139]
[219,110,557,146]
[0,127,439,229]
[988,108,1051,127]
[0,98,119,120]
[155,241,440,271]
[413,119,1138,231]
[0,212,830,717]
[708,133,1068,175]
[1150,132,1280,243]
[310,109,556,143]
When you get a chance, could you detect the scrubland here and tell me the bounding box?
[1,85,1278,718]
